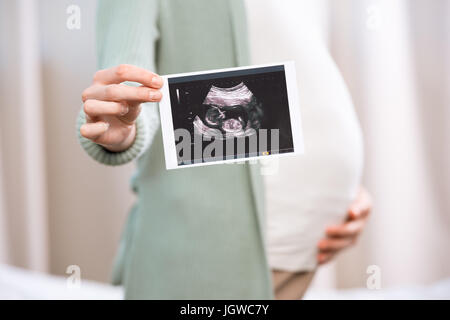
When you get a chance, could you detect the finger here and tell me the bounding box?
[349,187,372,219]
[80,122,109,140]
[84,100,129,117]
[82,84,162,103]
[93,64,163,89]
[118,103,142,125]
[326,219,366,238]
[318,236,356,252]
[317,252,335,265]
[349,205,371,220]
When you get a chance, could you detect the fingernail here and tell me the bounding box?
[350,209,359,218]
[120,105,129,115]
[102,122,110,130]
[151,76,163,87]
[149,91,161,100]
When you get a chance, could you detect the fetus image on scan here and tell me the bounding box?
[193,82,263,140]
[168,65,295,165]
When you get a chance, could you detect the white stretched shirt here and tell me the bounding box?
[246,0,364,271]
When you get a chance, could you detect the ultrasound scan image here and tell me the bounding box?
[168,65,294,165]
[193,82,263,140]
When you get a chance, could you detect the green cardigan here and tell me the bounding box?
[77,0,273,299]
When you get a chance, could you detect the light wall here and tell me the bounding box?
[0,0,135,282]
[39,0,136,281]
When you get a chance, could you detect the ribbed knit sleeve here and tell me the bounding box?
[77,105,158,166]
[77,0,160,166]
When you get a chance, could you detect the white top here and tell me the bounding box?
[246,0,364,271]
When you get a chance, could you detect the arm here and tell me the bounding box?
[77,0,161,166]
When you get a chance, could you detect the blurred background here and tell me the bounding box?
[0,0,449,299]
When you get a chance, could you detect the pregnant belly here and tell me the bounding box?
[264,110,363,271]
[247,0,364,271]
[260,42,364,272]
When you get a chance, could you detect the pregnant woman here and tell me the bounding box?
[78,0,274,299]
[246,0,372,299]
[78,0,370,299]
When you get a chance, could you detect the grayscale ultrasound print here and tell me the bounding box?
[193,82,263,140]
[168,65,294,165]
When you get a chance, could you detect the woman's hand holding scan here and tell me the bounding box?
[80,64,163,152]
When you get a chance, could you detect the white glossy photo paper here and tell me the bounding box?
[159,62,304,170]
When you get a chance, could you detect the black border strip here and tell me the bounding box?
[168,65,285,84]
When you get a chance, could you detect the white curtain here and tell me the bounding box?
[0,0,135,281]
[328,0,450,288]
[0,0,49,271]
[0,133,8,263]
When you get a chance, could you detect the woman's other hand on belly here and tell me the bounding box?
[317,186,372,264]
